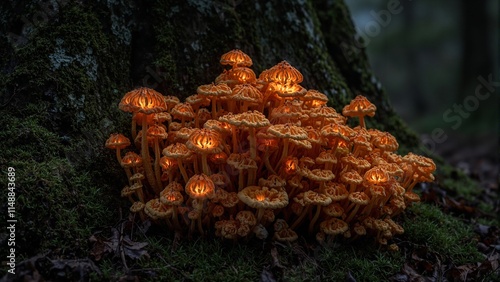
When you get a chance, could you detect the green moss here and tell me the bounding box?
[403,203,482,265]
[138,237,264,281]
[0,108,120,259]
[94,234,404,281]
[283,243,403,281]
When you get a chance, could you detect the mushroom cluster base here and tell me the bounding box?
[107,49,436,247]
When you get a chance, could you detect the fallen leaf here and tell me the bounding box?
[122,236,150,260]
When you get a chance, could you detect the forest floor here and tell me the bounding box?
[3,136,499,282]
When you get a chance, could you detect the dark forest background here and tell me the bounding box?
[347,0,498,159]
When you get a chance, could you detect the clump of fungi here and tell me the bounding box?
[107,49,436,246]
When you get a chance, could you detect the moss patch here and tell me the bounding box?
[0,107,120,259]
[402,203,483,265]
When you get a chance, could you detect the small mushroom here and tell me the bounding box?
[342,95,376,128]
[119,87,167,194]
[162,143,192,184]
[238,186,288,223]
[186,129,223,175]
[105,133,131,164]
[220,49,253,69]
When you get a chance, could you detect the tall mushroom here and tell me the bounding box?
[228,84,262,112]
[162,143,192,184]
[171,102,195,127]
[105,133,131,164]
[119,87,167,194]
[185,174,216,234]
[147,124,168,190]
[233,111,270,160]
[267,123,308,170]
[186,129,223,175]
[197,83,232,119]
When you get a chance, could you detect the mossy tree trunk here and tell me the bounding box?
[0,0,418,258]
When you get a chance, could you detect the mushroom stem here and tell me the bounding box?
[211,98,217,119]
[263,149,278,175]
[193,157,200,174]
[247,168,257,186]
[345,204,361,223]
[238,169,244,191]
[248,127,257,159]
[154,139,163,191]
[256,208,264,223]
[308,205,322,234]
[172,206,181,230]
[141,117,159,194]
[177,159,189,184]
[276,138,290,171]
[197,217,204,235]
[138,211,146,222]
[361,200,377,219]
[124,167,133,185]
[201,153,211,175]
[231,125,239,153]
[290,205,310,230]
[127,195,134,204]
[131,114,137,141]
[136,186,145,203]
[358,116,365,128]
[115,148,123,164]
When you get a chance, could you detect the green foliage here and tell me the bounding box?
[403,203,483,265]
[0,107,119,259]
[134,236,264,281]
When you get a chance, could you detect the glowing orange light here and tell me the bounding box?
[256,193,266,201]
[284,158,297,174]
[159,156,177,170]
[364,167,389,184]
[185,174,215,199]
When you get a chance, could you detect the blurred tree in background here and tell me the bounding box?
[346,0,498,156]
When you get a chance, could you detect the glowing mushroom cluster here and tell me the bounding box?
[107,49,436,245]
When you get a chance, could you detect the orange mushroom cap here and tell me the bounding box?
[363,166,390,185]
[197,83,232,98]
[320,218,349,235]
[342,95,377,118]
[237,186,288,209]
[186,129,223,154]
[227,67,257,84]
[220,49,253,68]
[267,123,308,140]
[185,174,216,199]
[229,84,263,104]
[159,156,177,170]
[372,132,399,152]
[121,152,143,168]
[160,189,184,206]
[171,102,195,119]
[147,124,168,139]
[119,87,167,114]
[105,133,131,150]
[162,143,192,159]
[263,60,303,84]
